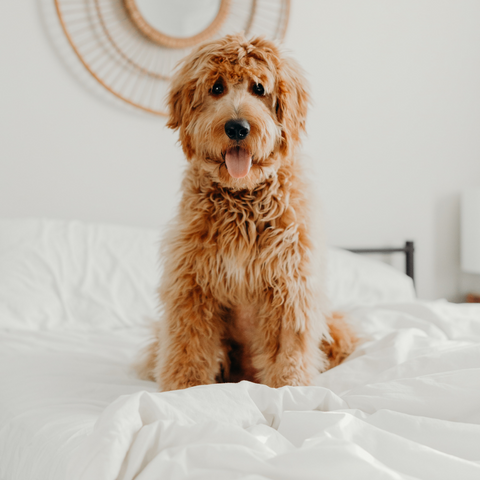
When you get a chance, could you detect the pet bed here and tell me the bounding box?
[1,219,479,480]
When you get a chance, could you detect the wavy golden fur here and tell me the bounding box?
[137,33,357,391]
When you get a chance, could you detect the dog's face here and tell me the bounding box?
[166,34,309,190]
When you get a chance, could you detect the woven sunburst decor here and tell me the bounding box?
[54,0,291,116]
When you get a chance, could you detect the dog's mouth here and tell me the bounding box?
[224,147,252,179]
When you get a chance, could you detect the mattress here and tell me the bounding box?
[1,219,479,479]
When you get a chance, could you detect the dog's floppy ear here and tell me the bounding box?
[166,72,197,132]
[165,57,202,158]
[165,77,184,131]
[275,56,310,155]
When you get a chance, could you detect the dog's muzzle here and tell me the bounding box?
[224,119,250,141]
[223,119,252,179]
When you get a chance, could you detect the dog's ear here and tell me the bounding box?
[275,56,310,155]
[166,74,197,132]
[165,77,184,131]
[166,59,202,158]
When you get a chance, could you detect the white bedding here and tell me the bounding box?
[1,300,480,480]
[1,219,479,479]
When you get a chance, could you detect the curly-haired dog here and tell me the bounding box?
[138,34,357,391]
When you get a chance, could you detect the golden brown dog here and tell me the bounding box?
[137,33,357,391]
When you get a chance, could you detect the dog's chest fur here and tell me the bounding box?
[176,168,311,380]
[204,182,296,301]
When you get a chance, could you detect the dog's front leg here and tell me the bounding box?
[158,283,224,391]
[253,286,325,388]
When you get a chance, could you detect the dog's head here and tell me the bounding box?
[166,33,309,189]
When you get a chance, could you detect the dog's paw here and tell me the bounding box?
[160,364,218,391]
[160,378,213,392]
[261,353,315,388]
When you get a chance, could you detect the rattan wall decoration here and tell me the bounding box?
[54,0,291,116]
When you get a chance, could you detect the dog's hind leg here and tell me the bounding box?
[134,321,165,382]
[135,339,159,382]
[322,312,359,369]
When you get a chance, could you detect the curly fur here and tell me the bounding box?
[136,34,357,391]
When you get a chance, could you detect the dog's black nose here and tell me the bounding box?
[225,119,250,140]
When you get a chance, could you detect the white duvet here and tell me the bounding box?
[1,219,480,479]
[1,300,480,480]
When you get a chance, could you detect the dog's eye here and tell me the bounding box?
[211,83,224,96]
[252,83,265,96]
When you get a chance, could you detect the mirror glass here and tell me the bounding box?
[135,0,222,38]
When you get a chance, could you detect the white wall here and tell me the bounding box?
[284,1,480,301]
[1,0,480,300]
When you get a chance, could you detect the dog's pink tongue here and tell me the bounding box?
[225,148,252,178]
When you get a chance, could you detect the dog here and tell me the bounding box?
[137,33,357,391]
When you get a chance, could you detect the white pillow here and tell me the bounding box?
[0,219,415,330]
[0,219,158,330]
[325,247,416,309]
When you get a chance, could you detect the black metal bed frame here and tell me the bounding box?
[346,241,415,284]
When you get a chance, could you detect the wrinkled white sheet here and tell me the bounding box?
[1,300,480,480]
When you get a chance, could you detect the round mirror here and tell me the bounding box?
[125,0,231,48]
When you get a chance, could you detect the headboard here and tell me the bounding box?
[345,241,415,284]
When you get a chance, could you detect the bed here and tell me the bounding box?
[1,219,479,480]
